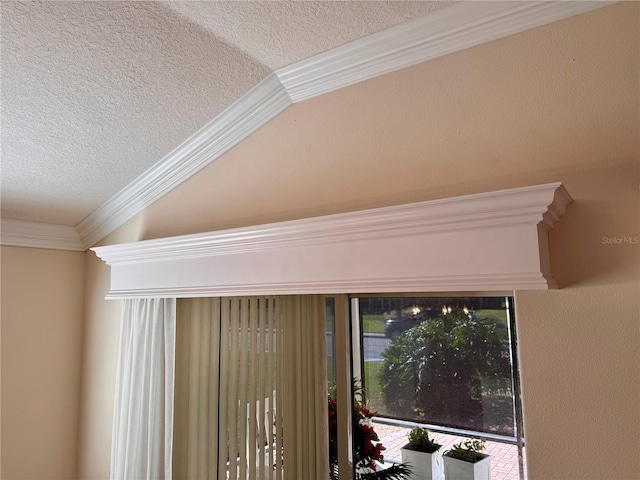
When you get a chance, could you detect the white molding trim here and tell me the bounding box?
[94,182,570,265]
[1,219,85,251]
[102,274,556,299]
[277,1,611,102]
[93,183,572,298]
[75,1,608,248]
[76,73,292,248]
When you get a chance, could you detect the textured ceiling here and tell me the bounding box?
[164,1,447,70]
[1,0,447,226]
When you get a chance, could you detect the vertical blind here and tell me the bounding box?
[173,295,329,480]
[173,298,220,479]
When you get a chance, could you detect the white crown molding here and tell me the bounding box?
[93,182,570,265]
[277,1,612,102]
[76,73,292,248]
[1,219,85,251]
[78,1,605,248]
[93,183,571,298]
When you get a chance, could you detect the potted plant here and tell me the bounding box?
[443,438,490,480]
[400,427,444,480]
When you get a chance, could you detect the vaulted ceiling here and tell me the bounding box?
[0,1,612,249]
[1,1,446,226]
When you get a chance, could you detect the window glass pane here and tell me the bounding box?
[361,296,517,437]
[326,297,336,389]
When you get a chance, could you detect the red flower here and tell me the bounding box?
[329,392,387,474]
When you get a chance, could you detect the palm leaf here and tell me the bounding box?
[355,463,413,480]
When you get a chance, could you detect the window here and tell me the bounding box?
[356,295,525,475]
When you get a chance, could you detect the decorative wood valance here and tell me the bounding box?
[92,183,571,298]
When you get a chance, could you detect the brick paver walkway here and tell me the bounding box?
[375,422,523,480]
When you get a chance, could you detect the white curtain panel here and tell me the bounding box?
[111,298,176,480]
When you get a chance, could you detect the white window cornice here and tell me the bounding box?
[93,183,571,298]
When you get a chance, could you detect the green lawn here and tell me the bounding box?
[327,312,388,334]
[475,309,508,322]
[362,314,386,334]
[363,361,385,411]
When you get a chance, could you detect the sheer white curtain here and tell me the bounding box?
[111,298,176,480]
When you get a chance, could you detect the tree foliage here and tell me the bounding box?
[380,308,511,432]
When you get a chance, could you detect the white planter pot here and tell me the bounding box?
[401,445,444,480]
[443,454,490,480]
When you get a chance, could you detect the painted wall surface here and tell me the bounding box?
[1,246,85,479]
[514,160,639,479]
[76,217,143,479]
[78,3,639,479]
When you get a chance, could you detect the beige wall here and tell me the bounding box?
[78,3,639,479]
[76,216,144,479]
[515,160,639,478]
[1,246,85,479]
